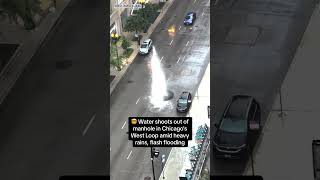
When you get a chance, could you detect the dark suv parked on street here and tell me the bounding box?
[176,92,192,113]
[213,95,261,159]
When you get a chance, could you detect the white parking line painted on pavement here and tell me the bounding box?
[179,26,181,31]
[160,56,164,62]
[127,150,133,159]
[202,11,205,16]
[177,57,181,63]
[186,41,189,46]
[82,114,96,136]
[121,121,127,129]
[169,39,173,46]
[136,97,141,104]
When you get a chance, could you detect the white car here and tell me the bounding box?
[139,39,153,55]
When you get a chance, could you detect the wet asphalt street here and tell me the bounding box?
[211,0,317,175]
[110,0,210,179]
[0,1,107,179]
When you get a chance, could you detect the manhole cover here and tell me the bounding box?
[127,80,133,83]
[163,90,174,101]
[166,65,171,68]
[56,60,72,69]
[144,177,151,180]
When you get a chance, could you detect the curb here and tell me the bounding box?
[0,0,72,105]
[158,147,176,180]
[110,0,176,95]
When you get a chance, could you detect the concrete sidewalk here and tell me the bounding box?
[244,3,320,179]
[0,0,71,105]
[110,0,176,95]
[159,63,210,180]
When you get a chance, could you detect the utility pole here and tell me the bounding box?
[161,154,166,179]
[150,147,159,180]
[111,33,120,70]
[278,88,286,117]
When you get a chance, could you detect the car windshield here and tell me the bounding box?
[178,99,188,104]
[141,44,147,48]
[185,15,191,20]
[178,99,188,106]
[215,130,246,146]
[220,117,247,133]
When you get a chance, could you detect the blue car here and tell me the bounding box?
[183,12,196,25]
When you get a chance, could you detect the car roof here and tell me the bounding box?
[225,95,253,119]
[187,12,194,15]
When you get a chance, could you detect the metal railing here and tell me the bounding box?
[193,127,210,180]
[179,124,210,180]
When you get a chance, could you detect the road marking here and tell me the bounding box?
[202,11,205,16]
[194,0,197,3]
[121,121,127,129]
[169,39,173,46]
[160,56,164,62]
[127,150,133,159]
[177,57,181,63]
[82,114,96,136]
[179,26,181,31]
[136,97,141,104]
[186,41,189,46]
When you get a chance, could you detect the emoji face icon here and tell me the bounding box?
[131,118,137,125]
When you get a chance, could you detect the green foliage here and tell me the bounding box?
[123,13,148,33]
[158,2,165,8]
[110,58,121,71]
[121,38,131,51]
[110,43,125,71]
[110,44,117,58]
[142,3,160,23]
[0,0,41,29]
[124,3,163,33]
[124,48,133,58]
[132,9,139,15]
[199,169,210,180]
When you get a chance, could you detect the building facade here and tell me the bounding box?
[110,0,156,36]
[110,0,134,36]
